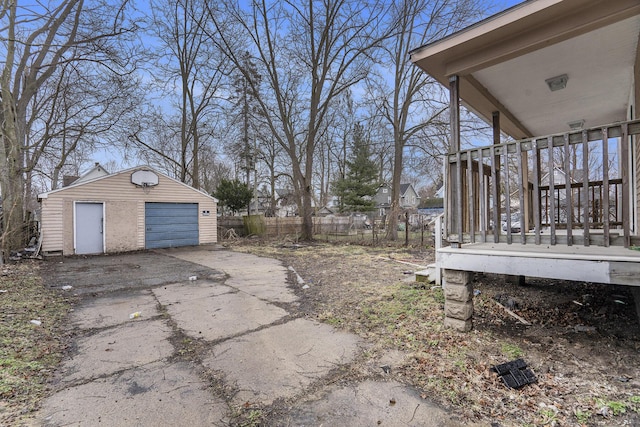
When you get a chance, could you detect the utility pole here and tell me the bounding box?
[242,73,251,215]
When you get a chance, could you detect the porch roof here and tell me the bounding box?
[409,0,640,140]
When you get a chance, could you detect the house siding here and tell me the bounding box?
[40,168,217,255]
[40,198,64,253]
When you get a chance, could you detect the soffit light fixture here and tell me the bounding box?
[545,74,568,91]
[568,120,585,130]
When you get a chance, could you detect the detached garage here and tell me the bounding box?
[38,165,218,255]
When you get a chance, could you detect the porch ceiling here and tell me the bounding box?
[410,0,640,140]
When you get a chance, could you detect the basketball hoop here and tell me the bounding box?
[131,170,159,195]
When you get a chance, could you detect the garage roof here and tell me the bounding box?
[38,166,218,202]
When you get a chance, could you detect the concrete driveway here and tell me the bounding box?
[36,246,459,426]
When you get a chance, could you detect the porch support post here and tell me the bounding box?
[443,269,473,332]
[449,75,462,243]
[450,75,461,153]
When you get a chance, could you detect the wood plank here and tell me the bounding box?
[438,251,616,285]
[582,130,590,246]
[445,157,453,240]
[516,140,526,243]
[504,149,512,244]
[563,133,573,246]
[548,136,556,245]
[438,245,640,286]
[456,151,464,242]
[467,152,475,243]
[478,149,487,243]
[493,111,501,241]
[449,76,460,153]
[493,299,531,325]
[449,75,461,242]
[490,145,500,243]
[531,142,541,245]
[447,119,640,164]
[621,123,630,247]
[602,127,610,247]
[608,262,640,286]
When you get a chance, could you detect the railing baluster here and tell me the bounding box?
[621,123,630,247]
[548,136,556,245]
[531,141,541,245]
[582,130,590,246]
[504,148,512,244]
[456,151,463,243]
[478,148,486,243]
[602,127,610,247]
[516,140,526,244]
[563,132,573,245]
[490,145,499,243]
[444,119,639,249]
[467,150,475,243]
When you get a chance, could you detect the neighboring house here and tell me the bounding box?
[316,206,336,217]
[62,163,109,187]
[273,188,299,217]
[373,183,392,217]
[410,0,640,330]
[247,187,299,217]
[374,183,421,217]
[434,185,445,199]
[38,166,217,255]
[400,183,421,209]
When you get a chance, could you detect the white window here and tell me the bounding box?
[382,188,388,193]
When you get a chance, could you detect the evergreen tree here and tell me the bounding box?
[333,123,379,213]
[213,179,253,215]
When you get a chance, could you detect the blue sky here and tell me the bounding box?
[91,0,528,174]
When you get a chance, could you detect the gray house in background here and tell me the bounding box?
[374,183,421,217]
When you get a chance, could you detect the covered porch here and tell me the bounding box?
[410,0,640,330]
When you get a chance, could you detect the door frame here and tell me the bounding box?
[73,201,105,254]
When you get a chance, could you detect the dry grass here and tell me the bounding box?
[230,240,640,427]
[0,262,72,425]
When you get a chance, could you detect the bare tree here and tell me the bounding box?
[0,0,139,256]
[28,56,141,192]
[206,0,390,239]
[132,0,232,188]
[319,89,358,209]
[368,0,484,239]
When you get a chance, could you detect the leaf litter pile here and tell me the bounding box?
[0,262,72,425]
[231,240,640,426]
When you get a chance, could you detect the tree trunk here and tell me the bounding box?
[0,1,26,256]
[386,136,403,240]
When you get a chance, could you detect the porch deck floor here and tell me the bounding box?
[442,242,640,262]
[437,243,640,286]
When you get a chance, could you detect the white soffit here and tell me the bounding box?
[472,15,640,136]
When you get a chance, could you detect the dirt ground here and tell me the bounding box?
[229,239,640,427]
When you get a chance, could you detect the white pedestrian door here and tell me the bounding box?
[75,203,104,254]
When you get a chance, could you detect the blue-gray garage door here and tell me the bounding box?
[145,202,199,249]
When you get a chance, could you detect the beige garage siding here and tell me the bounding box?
[40,167,217,255]
[40,198,64,254]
